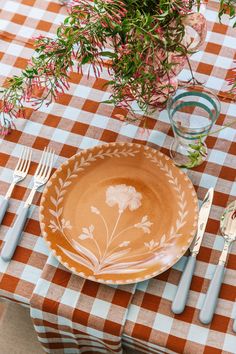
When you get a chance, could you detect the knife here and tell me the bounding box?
[171,187,214,314]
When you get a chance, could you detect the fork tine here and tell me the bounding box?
[35,147,47,176]
[40,147,51,179]
[47,150,55,179]
[44,149,55,181]
[19,146,29,172]
[21,147,30,174]
[23,148,32,174]
[41,148,53,180]
[15,146,26,172]
[40,147,52,178]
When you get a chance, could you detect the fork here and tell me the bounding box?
[1,147,55,262]
[0,146,32,225]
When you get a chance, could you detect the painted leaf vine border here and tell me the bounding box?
[46,146,191,278]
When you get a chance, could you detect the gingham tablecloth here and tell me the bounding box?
[30,253,138,354]
[0,0,236,353]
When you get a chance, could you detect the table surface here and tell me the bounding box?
[0,0,236,353]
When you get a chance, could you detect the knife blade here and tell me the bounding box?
[171,187,214,315]
[190,187,214,255]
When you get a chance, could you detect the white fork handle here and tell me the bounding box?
[0,197,9,225]
[1,205,30,262]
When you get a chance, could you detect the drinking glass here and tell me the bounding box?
[167,86,221,168]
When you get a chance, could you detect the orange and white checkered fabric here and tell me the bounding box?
[0,0,235,353]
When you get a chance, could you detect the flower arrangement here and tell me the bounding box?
[0,0,235,135]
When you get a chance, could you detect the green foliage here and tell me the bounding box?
[0,0,235,132]
[219,0,236,27]
[185,136,207,168]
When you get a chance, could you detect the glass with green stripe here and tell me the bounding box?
[167,86,221,168]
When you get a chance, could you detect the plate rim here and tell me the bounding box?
[39,142,199,284]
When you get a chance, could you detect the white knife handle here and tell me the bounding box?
[0,197,9,225]
[199,264,225,324]
[171,255,196,314]
[1,205,30,262]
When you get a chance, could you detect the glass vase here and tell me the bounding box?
[167,85,221,168]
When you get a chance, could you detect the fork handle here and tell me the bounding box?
[25,187,37,206]
[0,197,10,225]
[1,205,30,262]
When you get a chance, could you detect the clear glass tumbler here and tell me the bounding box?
[167,85,221,168]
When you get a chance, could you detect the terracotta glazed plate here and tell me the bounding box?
[40,143,198,284]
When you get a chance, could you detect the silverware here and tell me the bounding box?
[233,316,236,333]
[199,200,236,324]
[0,146,32,225]
[1,147,55,262]
[171,187,214,314]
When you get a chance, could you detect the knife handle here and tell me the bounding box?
[171,255,196,314]
[199,264,225,324]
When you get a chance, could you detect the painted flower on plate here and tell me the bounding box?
[61,218,72,230]
[135,215,153,234]
[91,206,100,215]
[79,224,95,240]
[106,184,142,213]
[119,241,130,247]
[49,220,58,233]
[49,218,72,233]
[144,239,159,250]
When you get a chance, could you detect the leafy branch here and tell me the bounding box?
[0,0,235,134]
[184,119,236,168]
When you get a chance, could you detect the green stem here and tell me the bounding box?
[209,119,236,136]
[185,119,236,168]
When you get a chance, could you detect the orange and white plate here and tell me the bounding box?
[40,143,198,284]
